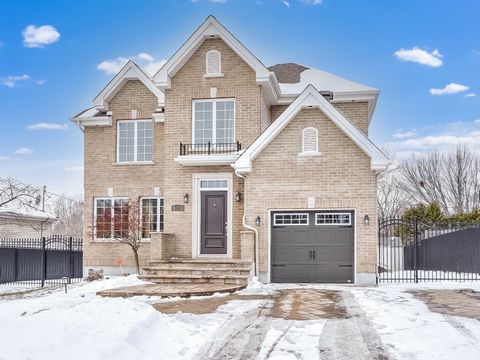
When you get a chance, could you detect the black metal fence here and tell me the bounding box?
[0,236,83,286]
[179,141,241,155]
[378,218,480,283]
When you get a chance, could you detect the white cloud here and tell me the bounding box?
[430,83,469,95]
[22,25,60,48]
[392,130,416,139]
[465,93,476,97]
[14,147,34,155]
[136,52,154,62]
[35,79,46,85]
[282,0,290,7]
[97,53,166,76]
[300,0,323,4]
[393,47,443,67]
[64,166,83,172]
[0,156,10,161]
[27,122,68,130]
[1,74,30,88]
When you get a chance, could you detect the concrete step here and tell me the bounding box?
[138,274,250,285]
[143,266,251,276]
[147,259,252,269]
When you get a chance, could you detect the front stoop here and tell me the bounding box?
[139,259,253,286]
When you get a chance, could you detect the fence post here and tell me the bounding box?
[41,237,46,287]
[413,218,418,283]
[69,237,73,284]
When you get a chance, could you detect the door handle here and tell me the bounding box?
[309,250,312,260]
[312,250,316,260]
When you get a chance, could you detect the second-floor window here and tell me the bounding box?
[193,99,235,145]
[117,120,153,163]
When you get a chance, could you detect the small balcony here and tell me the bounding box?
[175,141,242,166]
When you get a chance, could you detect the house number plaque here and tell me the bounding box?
[171,205,185,212]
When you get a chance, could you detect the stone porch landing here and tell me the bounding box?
[96,283,246,298]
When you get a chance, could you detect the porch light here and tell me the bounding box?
[184,193,189,203]
[236,192,242,202]
[364,214,370,226]
[255,216,261,226]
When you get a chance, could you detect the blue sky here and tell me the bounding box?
[0,0,478,195]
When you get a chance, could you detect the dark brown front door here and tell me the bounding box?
[201,191,227,254]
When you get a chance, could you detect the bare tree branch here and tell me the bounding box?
[0,177,40,208]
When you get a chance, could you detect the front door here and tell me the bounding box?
[201,191,227,254]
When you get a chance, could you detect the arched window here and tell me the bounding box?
[302,127,319,153]
[206,50,221,76]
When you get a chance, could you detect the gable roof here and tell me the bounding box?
[153,15,279,98]
[234,85,389,174]
[268,63,310,84]
[93,60,164,111]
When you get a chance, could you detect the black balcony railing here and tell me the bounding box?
[179,141,241,155]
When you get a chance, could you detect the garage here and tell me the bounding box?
[271,210,354,283]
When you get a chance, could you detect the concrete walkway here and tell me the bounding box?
[96,283,246,297]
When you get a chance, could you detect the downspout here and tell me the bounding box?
[234,170,258,277]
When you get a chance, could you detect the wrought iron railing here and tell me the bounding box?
[179,141,241,155]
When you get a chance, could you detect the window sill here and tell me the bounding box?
[203,73,224,78]
[113,161,155,166]
[298,151,321,157]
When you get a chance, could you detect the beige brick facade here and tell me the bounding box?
[82,37,379,284]
[243,108,378,280]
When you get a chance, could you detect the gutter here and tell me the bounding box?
[234,170,258,277]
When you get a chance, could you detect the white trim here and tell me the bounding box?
[192,173,233,259]
[93,197,129,242]
[302,127,318,153]
[140,197,164,240]
[93,61,164,111]
[116,119,153,164]
[315,212,352,226]
[175,153,240,166]
[273,213,309,226]
[234,85,389,173]
[72,116,112,128]
[267,208,357,284]
[192,98,236,146]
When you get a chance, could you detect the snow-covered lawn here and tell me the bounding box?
[1,277,480,360]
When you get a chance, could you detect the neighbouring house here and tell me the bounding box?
[0,201,56,238]
[71,16,388,285]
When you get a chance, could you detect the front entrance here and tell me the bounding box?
[200,191,227,254]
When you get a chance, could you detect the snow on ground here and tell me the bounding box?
[351,283,480,360]
[0,276,226,360]
[1,278,480,359]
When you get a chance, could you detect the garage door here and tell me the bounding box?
[271,211,354,283]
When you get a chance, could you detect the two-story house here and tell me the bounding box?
[72,16,388,286]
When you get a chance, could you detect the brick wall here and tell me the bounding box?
[162,37,261,259]
[243,108,378,277]
[83,80,161,268]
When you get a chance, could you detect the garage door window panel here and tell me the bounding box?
[274,213,309,226]
[315,213,351,225]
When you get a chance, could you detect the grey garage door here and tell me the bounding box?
[271,211,354,283]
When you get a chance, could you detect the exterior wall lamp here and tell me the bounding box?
[255,216,261,226]
[184,193,189,203]
[364,214,370,225]
[236,192,242,202]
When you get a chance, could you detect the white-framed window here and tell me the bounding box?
[205,50,222,76]
[94,197,129,240]
[192,99,235,145]
[302,127,319,153]
[117,120,153,163]
[274,213,309,226]
[315,213,351,226]
[200,179,228,189]
[141,197,164,239]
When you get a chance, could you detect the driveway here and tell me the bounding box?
[155,287,391,359]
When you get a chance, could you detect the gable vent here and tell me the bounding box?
[302,127,318,153]
[206,50,221,75]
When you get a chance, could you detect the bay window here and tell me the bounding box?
[141,198,164,238]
